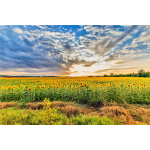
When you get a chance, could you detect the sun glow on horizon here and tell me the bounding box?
[69,64,109,76]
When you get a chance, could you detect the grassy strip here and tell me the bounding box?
[0,107,116,125]
[1,99,150,125]
[0,98,119,125]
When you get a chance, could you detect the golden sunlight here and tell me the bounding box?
[69,64,109,76]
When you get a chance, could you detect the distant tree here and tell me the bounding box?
[138,69,145,77]
[104,74,107,77]
[110,73,114,76]
[132,73,135,77]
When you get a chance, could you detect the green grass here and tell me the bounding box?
[0,107,116,125]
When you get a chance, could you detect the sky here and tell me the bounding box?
[0,25,150,76]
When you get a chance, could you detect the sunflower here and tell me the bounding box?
[84,84,87,87]
[28,88,31,91]
[75,85,78,88]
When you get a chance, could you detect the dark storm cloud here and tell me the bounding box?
[91,25,138,56]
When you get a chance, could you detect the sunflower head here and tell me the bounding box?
[28,88,31,91]
[84,84,87,87]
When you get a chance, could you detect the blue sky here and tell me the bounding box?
[0,25,150,76]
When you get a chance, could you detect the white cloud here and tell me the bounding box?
[129,44,138,48]
[130,50,135,54]
[14,28,22,34]
[77,28,83,32]
[36,25,47,29]
[105,30,123,36]
[139,32,150,42]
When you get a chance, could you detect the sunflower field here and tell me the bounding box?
[1,77,150,106]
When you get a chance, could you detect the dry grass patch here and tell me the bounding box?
[98,106,135,125]
[51,101,66,108]
[58,106,80,117]
[26,102,44,110]
[0,102,16,109]
[25,101,76,111]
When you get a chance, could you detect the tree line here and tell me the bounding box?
[104,69,150,77]
[1,69,150,78]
